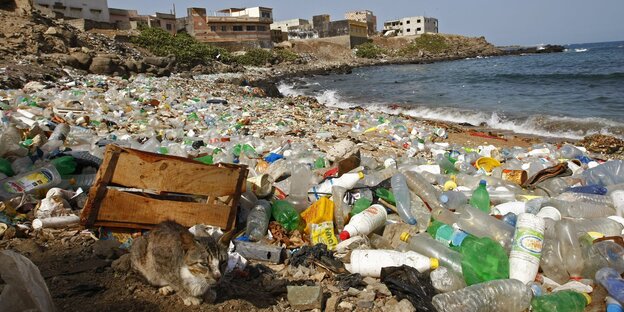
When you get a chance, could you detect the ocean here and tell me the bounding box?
[278,41,624,140]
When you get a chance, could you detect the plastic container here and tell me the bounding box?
[391,173,416,225]
[401,232,463,275]
[339,204,387,240]
[271,200,301,232]
[607,296,624,312]
[32,215,80,229]
[458,235,509,285]
[363,167,397,187]
[439,191,467,210]
[612,190,624,217]
[331,185,347,232]
[288,166,313,212]
[556,219,584,280]
[430,266,467,293]
[432,279,533,312]
[547,198,615,218]
[596,267,624,303]
[583,160,624,186]
[492,201,526,215]
[509,213,545,284]
[530,290,590,312]
[455,205,515,250]
[348,250,438,277]
[245,200,272,241]
[308,172,363,202]
[566,184,608,195]
[559,144,584,159]
[402,170,443,210]
[469,181,490,213]
[0,164,62,200]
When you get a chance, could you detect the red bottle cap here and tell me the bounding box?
[339,231,350,241]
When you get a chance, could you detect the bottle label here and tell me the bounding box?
[512,228,544,259]
[3,169,54,194]
[311,222,338,250]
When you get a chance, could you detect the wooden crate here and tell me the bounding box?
[80,145,248,231]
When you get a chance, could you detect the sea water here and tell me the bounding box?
[279,41,624,140]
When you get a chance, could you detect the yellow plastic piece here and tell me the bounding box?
[400,232,411,242]
[581,292,591,305]
[430,258,439,270]
[300,197,334,234]
[475,157,502,173]
[443,180,457,191]
[310,221,338,250]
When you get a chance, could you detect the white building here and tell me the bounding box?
[270,18,310,31]
[225,7,273,21]
[383,16,438,37]
[34,0,110,22]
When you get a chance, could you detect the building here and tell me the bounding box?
[270,19,309,32]
[271,19,317,41]
[383,16,438,37]
[34,0,110,22]
[312,14,331,38]
[185,7,273,50]
[345,10,377,36]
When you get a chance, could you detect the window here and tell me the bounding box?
[417,27,422,32]
[70,7,82,12]
[210,26,217,32]
[257,25,267,31]
[233,25,243,31]
[407,28,411,33]
[221,26,227,31]
[417,19,421,23]
[261,11,271,18]
[406,20,410,24]
[166,24,172,30]
[246,25,256,31]
[90,9,102,15]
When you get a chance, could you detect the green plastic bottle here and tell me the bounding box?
[531,290,590,312]
[0,158,15,177]
[469,180,490,213]
[458,236,509,285]
[375,188,396,205]
[194,155,214,165]
[50,156,77,176]
[271,200,301,232]
[350,198,372,216]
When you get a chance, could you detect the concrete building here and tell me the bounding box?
[312,14,331,38]
[34,0,110,22]
[383,16,438,37]
[271,19,318,41]
[345,10,377,36]
[185,7,273,50]
[270,19,309,32]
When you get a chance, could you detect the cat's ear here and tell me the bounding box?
[217,228,238,248]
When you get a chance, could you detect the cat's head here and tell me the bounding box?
[182,234,228,286]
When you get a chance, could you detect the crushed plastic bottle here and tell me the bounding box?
[432,279,533,312]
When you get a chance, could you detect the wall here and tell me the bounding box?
[270,19,309,31]
[34,0,110,22]
[345,10,377,35]
[65,18,115,31]
[384,16,439,36]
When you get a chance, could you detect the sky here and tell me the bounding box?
[108,0,624,46]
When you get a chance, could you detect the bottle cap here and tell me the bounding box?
[581,292,592,305]
[357,172,365,179]
[400,232,410,242]
[339,231,350,241]
[607,303,624,312]
[536,206,561,221]
[439,194,449,204]
[430,258,439,270]
[443,180,457,191]
[479,180,487,186]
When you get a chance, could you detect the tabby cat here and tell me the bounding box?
[130,221,228,306]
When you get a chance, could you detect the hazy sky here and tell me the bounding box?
[108,0,624,46]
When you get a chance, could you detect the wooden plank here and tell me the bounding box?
[80,146,122,227]
[96,189,232,229]
[109,148,244,196]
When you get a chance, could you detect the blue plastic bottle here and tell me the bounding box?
[596,267,624,304]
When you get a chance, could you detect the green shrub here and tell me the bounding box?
[355,42,385,59]
[233,48,275,66]
[398,33,449,56]
[275,49,299,63]
[132,27,231,68]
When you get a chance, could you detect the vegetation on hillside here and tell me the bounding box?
[355,42,386,59]
[398,33,449,56]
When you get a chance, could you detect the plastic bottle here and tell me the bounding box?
[612,190,624,217]
[556,192,615,207]
[41,123,70,153]
[288,166,313,212]
[432,279,533,312]
[469,180,490,213]
[410,191,431,232]
[458,235,509,285]
[10,156,33,175]
[391,173,416,225]
[402,170,443,209]
[308,172,363,202]
[559,144,584,159]
[439,191,467,210]
[0,158,14,177]
[583,160,624,186]
[363,167,397,187]
[348,250,438,277]
[246,200,272,241]
[401,232,463,275]
[566,184,608,195]
[572,217,624,236]
[530,290,590,312]
[596,267,624,303]
[271,200,301,232]
[430,266,467,293]
[509,213,545,284]
[339,204,387,240]
[546,198,615,218]
[607,296,624,312]
[0,164,62,200]
[455,204,515,250]
[350,198,372,216]
[32,215,80,229]
[331,185,347,232]
[556,219,584,280]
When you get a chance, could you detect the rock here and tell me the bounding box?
[124,59,137,73]
[325,295,343,312]
[324,139,357,162]
[89,55,115,75]
[395,299,416,312]
[22,81,46,92]
[286,285,322,311]
[346,287,361,296]
[275,41,293,49]
[143,56,169,68]
[156,67,171,77]
[366,282,392,297]
[338,301,354,311]
[71,52,92,68]
[326,284,340,293]
[356,289,376,309]
[44,26,58,35]
[579,134,624,155]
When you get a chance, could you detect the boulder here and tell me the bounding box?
[89,55,116,74]
[286,285,323,310]
[70,52,92,69]
[143,56,169,68]
[275,41,293,49]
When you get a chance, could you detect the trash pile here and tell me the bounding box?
[2,73,624,311]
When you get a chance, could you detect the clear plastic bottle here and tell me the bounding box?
[612,190,624,217]
[540,237,569,284]
[571,217,624,236]
[363,167,397,187]
[238,191,258,225]
[246,200,272,241]
[288,166,313,212]
[439,191,467,210]
[432,279,533,312]
[559,144,584,159]
[455,204,515,250]
[0,164,62,200]
[556,219,584,280]
[546,198,615,218]
[391,173,416,225]
[410,191,431,232]
[430,266,466,293]
[401,232,463,275]
[583,160,624,186]
[556,192,614,207]
[331,185,347,232]
[402,170,443,210]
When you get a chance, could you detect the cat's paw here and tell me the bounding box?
[183,296,202,306]
[159,286,175,296]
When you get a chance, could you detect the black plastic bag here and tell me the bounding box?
[380,265,438,312]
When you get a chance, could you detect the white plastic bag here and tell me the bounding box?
[0,250,56,312]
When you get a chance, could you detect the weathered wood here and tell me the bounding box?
[233,240,286,264]
[80,147,121,226]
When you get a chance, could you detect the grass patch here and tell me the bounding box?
[233,48,275,66]
[355,42,386,59]
[398,34,449,56]
[275,49,299,63]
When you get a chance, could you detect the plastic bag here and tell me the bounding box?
[380,265,438,312]
[300,197,334,234]
[0,250,56,312]
[310,221,338,251]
